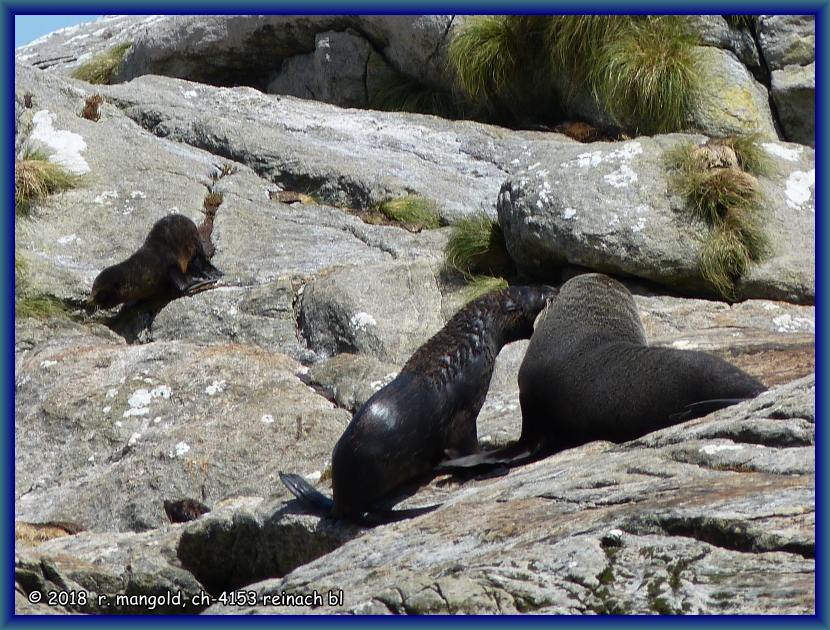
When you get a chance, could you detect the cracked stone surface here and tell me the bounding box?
[14,16,814,616]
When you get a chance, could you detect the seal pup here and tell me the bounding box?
[280,284,557,523]
[443,273,766,471]
[88,213,222,311]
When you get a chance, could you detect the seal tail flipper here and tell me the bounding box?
[668,398,754,424]
[279,472,334,514]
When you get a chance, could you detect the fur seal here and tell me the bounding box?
[280,284,557,522]
[89,214,222,310]
[444,273,766,470]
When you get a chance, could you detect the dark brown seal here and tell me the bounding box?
[280,285,557,523]
[89,213,222,310]
[446,273,767,472]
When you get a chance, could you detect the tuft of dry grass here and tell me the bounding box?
[15,147,82,215]
[70,42,131,84]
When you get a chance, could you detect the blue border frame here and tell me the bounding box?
[3,2,826,627]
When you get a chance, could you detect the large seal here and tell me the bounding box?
[280,284,557,522]
[89,213,222,310]
[443,273,767,470]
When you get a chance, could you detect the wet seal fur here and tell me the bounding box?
[280,285,557,523]
[444,273,767,470]
[89,213,222,310]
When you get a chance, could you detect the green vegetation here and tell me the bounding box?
[666,139,769,299]
[368,64,464,119]
[718,133,771,175]
[463,274,509,302]
[15,256,70,320]
[15,147,81,216]
[445,214,514,279]
[449,15,702,134]
[591,17,700,134]
[70,42,131,84]
[377,196,442,230]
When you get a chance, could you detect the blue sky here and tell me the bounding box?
[15,15,102,48]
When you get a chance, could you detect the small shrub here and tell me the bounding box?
[81,94,103,121]
[377,196,441,231]
[15,147,81,215]
[445,215,514,278]
[70,42,131,85]
[203,191,224,211]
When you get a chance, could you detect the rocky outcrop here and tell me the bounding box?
[15,14,815,144]
[497,135,815,303]
[757,15,815,147]
[14,15,814,616]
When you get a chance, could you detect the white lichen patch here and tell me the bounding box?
[261,414,275,424]
[29,110,90,175]
[102,406,111,414]
[57,234,79,245]
[561,141,643,170]
[129,190,146,199]
[305,470,322,482]
[205,380,226,396]
[182,90,198,99]
[93,190,119,205]
[124,385,171,417]
[40,360,58,369]
[762,142,802,162]
[785,169,814,209]
[671,339,699,350]
[772,313,815,333]
[106,387,118,398]
[604,163,638,188]
[700,443,744,455]
[350,312,377,331]
[174,441,190,457]
[128,432,141,446]
[563,208,577,220]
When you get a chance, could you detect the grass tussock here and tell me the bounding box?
[717,133,771,176]
[70,42,131,84]
[377,196,442,231]
[15,294,71,320]
[449,15,702,134]
[15,256,71,320]
[666,139,769,299]
[369,65,465,119]
[15,147,81,216]
[449,16,520,102]
[445,215,514,279]
[591,16,701,134]
[462,275,509,303]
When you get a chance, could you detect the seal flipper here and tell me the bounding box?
[437,444,536,473]
[279,472,334,514]
[667,398,754,424]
